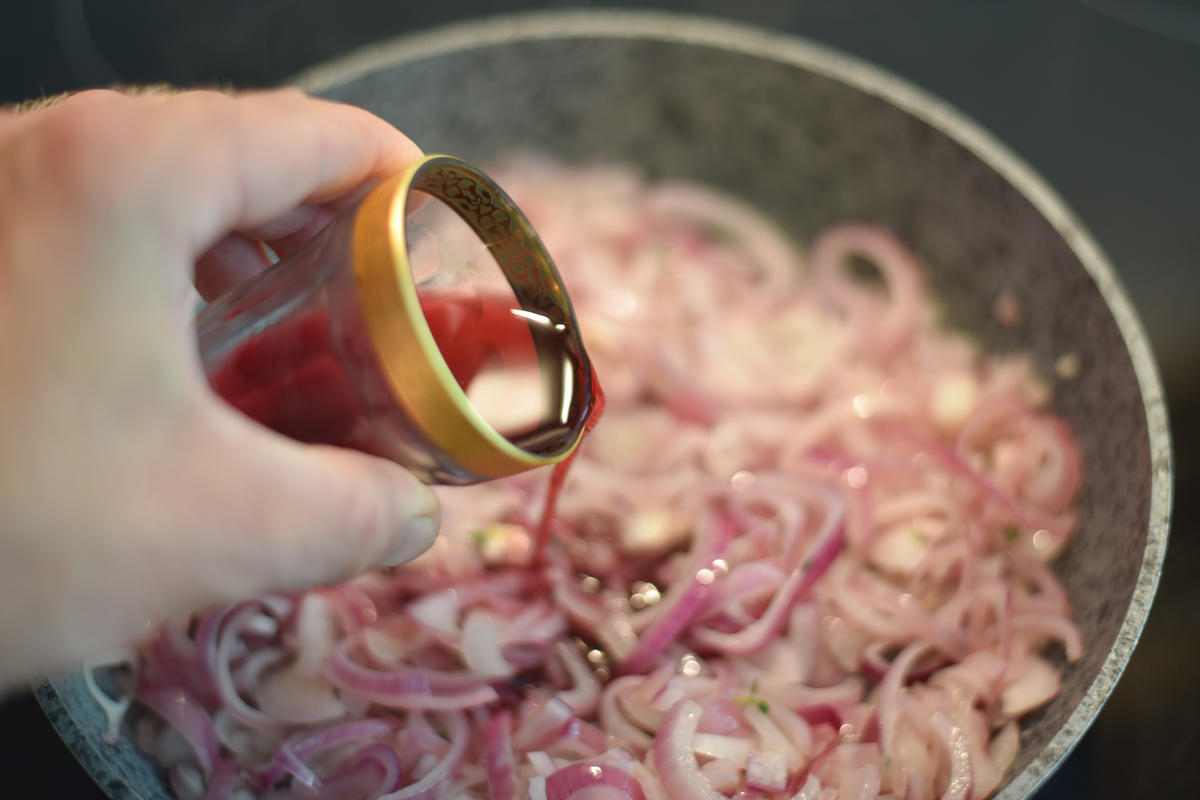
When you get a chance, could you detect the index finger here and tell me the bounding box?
[142,89,423,255]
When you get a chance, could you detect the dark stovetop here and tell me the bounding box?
[2,1,1197,798]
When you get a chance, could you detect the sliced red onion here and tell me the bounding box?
[1010,613,1083,662]
[860,641,949,687]
[620,573,715,674]
[763,676,864,715]
[407,589,461,637]
[837,763,882,800]
[691,733,752,767]
[326,638,498,711]
[235,647,287,697]
[395,713,452,766]
[461,609,515,678]
[618,505,741,674]
[974,722,1018,799]
[795,704,843,731]
[202,756,237,800]
[426,668,497,693]
[808,224,922,358]
[742,705,792,764]
[1011,557,1070,615]
[272,745,320,790]
[528,750,559,777]
[545,762,648,800]
[145,623,210,703]
[555,717,611,759]
[258,594,295,621]
[699,758,741,795]
[379,711,468,800]
[209,707,273,762]
[83,650,137,746]
[777,604,820,685]
[320,584,379,632]
[930,712,972,800]
[212,605,286,730]
[792,773,823,800]
[697,698,747,735]
[512,697,576,752]
[293,593,337,675]
[691,497,843,655]
[651,700,725,800]
[554,642,602,717]
[194,608,229,702]
[502,602,567,647]
[884,425,1070,539]
[599,678,653,752]
[254,718,392,790]
[762,480,844,572]
[139,687,219,777]
[595,613,640,664]
[325,640,427,695]
[312,742,403,800]
[999,655,1060,718]
[505,645,551,673]
[644,344,721,426]
[757,702,813,761]
[551,578,609,631]
[850,573,947,645]
[366,682,498,712]
[792,735,840,795]
[648,181,802,296]
[836,742,882,770]
[254,661,344,725]
[350,627,488,693]
[695,562,786,624]
[745,751,788,793]
[170,762,205,800]
[484,710,517,800]
[877,642,933,759]
[617,667,671,734]
[828,571,912,642]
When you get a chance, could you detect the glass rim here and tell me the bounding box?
[352,153,594,480]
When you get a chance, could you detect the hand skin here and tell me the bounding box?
[0,88,440,692]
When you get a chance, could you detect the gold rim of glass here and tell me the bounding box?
[351,154,593,480]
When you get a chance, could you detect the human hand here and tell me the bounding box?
[0,88,439,690]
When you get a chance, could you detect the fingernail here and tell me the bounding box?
[379,512,439,567]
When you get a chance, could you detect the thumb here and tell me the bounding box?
[167,404,440,608]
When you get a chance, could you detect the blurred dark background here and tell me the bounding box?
[1,0,1196,797]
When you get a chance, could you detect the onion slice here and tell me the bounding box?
[484,710,518,800]
[691,493,844,655]
[254,718,392,790]
[138,686,219,777]
[931,711,972,800]
[554,641,602,717]
[326,638,498,711]
[651,700,725,800]
[545,762,648,800]
[83,649,137,745]
[620,509,739,674]
[513,697,576,752]
[379,711,469,800]
[313,742,403,799]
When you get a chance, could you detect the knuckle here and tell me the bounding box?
[18,91,137,193]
